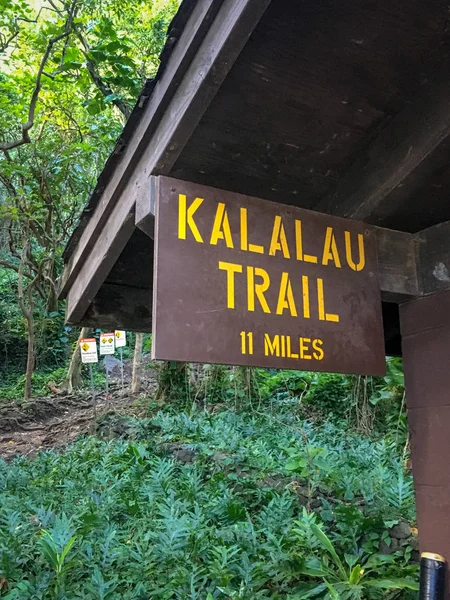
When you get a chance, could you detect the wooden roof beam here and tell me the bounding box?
[375,227,418,302]
[81,283,153,332]
[416,220,450,295]
[63,0,273,325]
[316,70,450,222]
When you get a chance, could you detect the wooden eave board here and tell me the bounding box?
[62,0,199,262]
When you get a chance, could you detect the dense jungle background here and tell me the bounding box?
[0,0,418,598]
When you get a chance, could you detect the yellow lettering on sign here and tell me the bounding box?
[322,227,341,268]
[295,220,303,260]
[300,337,312,360]
[312,339,324,360]
[269,216,290,258]
[317,278,339,322]
[302,275,310,319]
[295,220,318,263]
[178,194,204,242]
[286,336,298,358]
[317,279,325,320]
[247,266,271,313]
[345,231,365,271]
[280,335,286,357]
[264,334,280,356]
[210,202,234,248]
[218,261,242,309]
[276,272,297,316]
[240,208,264,253]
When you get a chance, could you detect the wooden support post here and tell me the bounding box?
[400,289,450,592]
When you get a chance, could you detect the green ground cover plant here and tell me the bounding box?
[0,399,417,599]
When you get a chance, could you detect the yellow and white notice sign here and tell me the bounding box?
[115,330,126,348]
[100,332,115,355]
[80,338,98,363]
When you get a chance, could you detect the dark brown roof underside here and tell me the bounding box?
[170,0,450,233]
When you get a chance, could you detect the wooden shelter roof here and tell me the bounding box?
[61,0,450,356]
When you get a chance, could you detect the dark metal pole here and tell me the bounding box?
[105,359,109,404]
[120,347,124,393]
[89,363,96,423]
[419,552,446,600]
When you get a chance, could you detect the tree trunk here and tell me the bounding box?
[24,312,35,401]
[131,332,143,395]
[17,241,35,402]
[64,327,91,392]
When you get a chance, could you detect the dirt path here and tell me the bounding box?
[0,358,160,460]
[0,389,137,460]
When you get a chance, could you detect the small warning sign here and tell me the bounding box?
[115,330,127,348]
[80,338,98,364]
[100,332,115,355]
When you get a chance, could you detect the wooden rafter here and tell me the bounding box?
[316,70,450,222]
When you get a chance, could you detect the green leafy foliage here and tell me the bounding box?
[0,0,180,398]
[0,403,418,598]
[291,521,417,599]
[0,367,67,399]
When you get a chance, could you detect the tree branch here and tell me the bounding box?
[0,171,18,197]
[0,259,33,280]
[73,27,132,119]
[8,223,39,276]
[84,59,132,118]
[46,0,65,14]
[0,30,19,53]
[17,242,34,321]
[0,8,46,54]
[0,5,76,153]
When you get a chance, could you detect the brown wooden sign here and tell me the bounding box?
[152,177,385,375]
